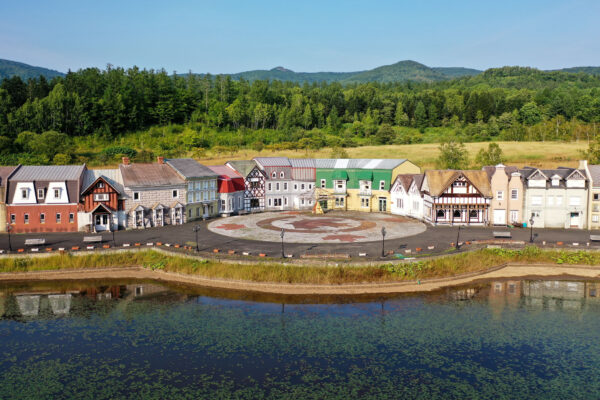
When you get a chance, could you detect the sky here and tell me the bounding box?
[1,0,600,74]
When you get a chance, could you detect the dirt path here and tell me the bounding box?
[2,263,600,295]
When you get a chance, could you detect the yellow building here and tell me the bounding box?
[315,159,420,212]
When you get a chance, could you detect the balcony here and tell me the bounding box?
[333,187,347,194]
[359,189,372,197]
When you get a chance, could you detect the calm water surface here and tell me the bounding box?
[0,278,599,399]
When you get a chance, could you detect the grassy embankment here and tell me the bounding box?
[0,247,599,285]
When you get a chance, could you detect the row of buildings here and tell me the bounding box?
[1,155,600,233]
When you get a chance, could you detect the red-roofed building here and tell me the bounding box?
[207,165,245,216]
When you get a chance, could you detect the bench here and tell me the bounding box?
[493,231,512,239]
[590,235,600,242]
[83,236,103,243]
[25,238,45,246]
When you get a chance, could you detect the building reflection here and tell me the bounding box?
[0,283,188,320]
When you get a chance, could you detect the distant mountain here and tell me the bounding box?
[226,60,483,84]
[0,59,64,81]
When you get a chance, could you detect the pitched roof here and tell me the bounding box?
[394,174,422,191]
[424,170,492,197]
[482,165,520,181]
[254,157,292,167]
[289,159,315,168]
[226,160,259,177]
[81,169,124,194]
[588,165,600,188]
[166,158,218,179]
[315,159,408,170]
[0,166,18,188]
[10,165,85,181]
[207,165,245,193]
[119,163,185,187]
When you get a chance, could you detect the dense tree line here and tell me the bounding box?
[0,65,600,164]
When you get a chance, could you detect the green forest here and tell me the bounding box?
[1,65,600,166]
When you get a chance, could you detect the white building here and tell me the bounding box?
[207,165,245,216]
[521,167,588,229]
[390,173,424,220]
[254,157,315,211]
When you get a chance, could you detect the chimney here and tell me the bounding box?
[157,156,164,164]
[579,160,588,170]
[122,157,130,165]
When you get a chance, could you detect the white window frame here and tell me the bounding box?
[40,213,45,223]
[133,192,140,201]
[497,191,504,200]
[283,182,288,191]
[54,188,60,199]
[172,190,178,199]
[24,213,29,224]
[21,189,28,199]
[69,213,74,223]
[320,179,326,188]
[94,193,110,202]
[56,213,61,223]
[37,189,44,199]
[379,180,385,190]
[280,171,284,179]
[511,189,518,200]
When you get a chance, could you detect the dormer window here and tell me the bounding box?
[97,182,104,189]
[37,189,44,199]
[552,179,559,187]
[379,180,385,190]
[271,172,276,179]
[21,189,28,199]
[54,189,60,199]
[280,171,284,178]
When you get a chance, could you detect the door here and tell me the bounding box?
[379,198,387,212]
[94,214,109,231]
[570,212,580,227]
[493,209,506,225]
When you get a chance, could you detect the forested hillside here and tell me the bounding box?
[0,59,64,81]
[0,64,599,166]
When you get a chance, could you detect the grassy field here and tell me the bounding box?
[0,247,598,285]
[194,141,587,170]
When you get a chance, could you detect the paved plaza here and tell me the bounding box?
[207,211,426,243]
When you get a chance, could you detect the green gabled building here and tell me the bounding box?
[315,159,420,212]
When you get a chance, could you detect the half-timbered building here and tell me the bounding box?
[78,168,125,232]
[421,170,492,225]
[226,160,266,213]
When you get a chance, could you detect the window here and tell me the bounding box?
[188,193,193,202]
[511,189,518,200]
[320,179,326,188]
[97,182,104,188]
[188,182,194,190]
[283,182,288,191]
[238,197,242,208]
[531,196,542,206]
[172,190,178,198]
[40,213,45,223]
[301,198,305,205]
[453,181,466,187]
[220,200,225,211]
[453,210,461,218]
[280,171,284,178]
[69,213,74,223]
[268,183,272,191]
[54,189,60,198]
[94,193,109,202]
[294,184,298,191]
[591,288,597,297]
[309,184,312,189]
[593,215,599,223]
[436,210,445,218]
[361,198,370,208]
[268,198,272,206]
[133,192,140,201]
[595,193,600,201]
[497,191,504,200]
[189,209,192,218]
[336,180,344,189]
[196,208,200,217]
[24,213,29,224]
[274,198,282,206]
[203,181,208,189]
[379,180,385,190]
[301,184,305,190]
[335,197,345,207]
[21,189,28,199]
[469,210,478,218]
[56,213,61,223]
[10,214,15,224]
[569,196,581,206]
[510,210,519,222]
[37,189,44,199]
[272,172,276,178]
[276,183,280,191]
[195,181,201,190]
[284,197,288,206]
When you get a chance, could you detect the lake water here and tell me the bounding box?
[1,278,599,399]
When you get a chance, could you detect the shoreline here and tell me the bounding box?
[1,263,600,295]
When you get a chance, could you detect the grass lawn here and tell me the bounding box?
[196,141,587,170]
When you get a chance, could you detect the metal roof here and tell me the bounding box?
[166,158,218,179]
[81,169,125,194]
[289,158,315,168]
[10,165,85,181]
[119,163,185,187]
[315,159,408,170]
[254,157,292,167]
[207,165,243,179]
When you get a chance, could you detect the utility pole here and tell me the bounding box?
[456,225,462,250]
[6,223,12,253]
[529,213,535,243]
[193,225,201,252]
[281,228,285,258]
[381,226,386,257]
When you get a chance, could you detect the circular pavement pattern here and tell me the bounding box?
[207,211,426,243]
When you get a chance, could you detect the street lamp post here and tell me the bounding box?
[381,226,386,257]
[6,223,12,253]
[112,225,116,247]
[280,228,285,258]
[529,213,535,243]
[456,225,462,250]
[193,225,201,252]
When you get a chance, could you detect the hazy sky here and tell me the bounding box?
[1,0,599,73]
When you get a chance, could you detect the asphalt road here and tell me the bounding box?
[1,218,598,259]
